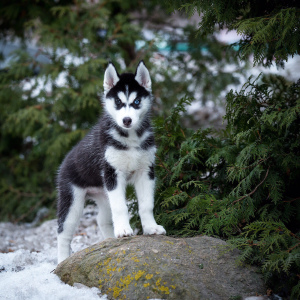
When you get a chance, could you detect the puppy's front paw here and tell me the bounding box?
[114,226,134,238]
[143,224,166,235]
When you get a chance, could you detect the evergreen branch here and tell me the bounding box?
[287,242,300,253]
[155,154,172,175]
[232,167,270,205]
[283,197,300,203]
[8,186,41,198]
[286,232,300,253]
[166,205,187,214]
[289,232,300,243]
[180,128,186,138]
[228,157,269,172]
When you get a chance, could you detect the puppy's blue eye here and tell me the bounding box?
[134,99,140,105]
[115,98,121,105]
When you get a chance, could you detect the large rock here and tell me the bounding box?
[54,235,265,300]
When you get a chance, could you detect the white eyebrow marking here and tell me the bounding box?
[128,92,137,104]
[117,91,127,103]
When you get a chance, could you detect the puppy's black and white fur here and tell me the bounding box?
[57,61,166,263]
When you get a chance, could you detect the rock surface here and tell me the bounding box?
[54,235,265,300]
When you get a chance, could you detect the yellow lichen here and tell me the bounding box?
[145,274,153,280]
[130,256,140,262]
[158,285,170,294]
[103,257,112,266]
[134,270,145,280]
[165,241,174,245]
[154,277,171,295]
[110,286,123,298]
[106,263,116,276]
[143,283,150,287]
[120,274,134,285]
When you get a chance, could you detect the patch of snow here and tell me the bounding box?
[0,205,107,300]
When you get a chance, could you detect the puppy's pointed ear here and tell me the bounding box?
[104,62,119,93]
[135,61,151,91]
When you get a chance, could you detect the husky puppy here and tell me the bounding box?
[56,61,166,263]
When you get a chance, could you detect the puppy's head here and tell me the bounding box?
[103,61,152,130]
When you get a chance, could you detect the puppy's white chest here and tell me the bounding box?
[105,129,156,173]
[105,146,155,173]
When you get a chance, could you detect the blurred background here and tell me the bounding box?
[0,0,299,223]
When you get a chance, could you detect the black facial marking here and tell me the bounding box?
[140,135,155,150]
[148,164,155,180]
[107,136,128,150]
[136,118,151,137]
[106,73,151,106]
[103,120,128,149]
[104,162,117,191]
[115,98,126,110]
[115,126,129,138]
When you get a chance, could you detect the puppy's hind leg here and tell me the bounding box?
[57,185,85,264]
[93,192,115,239]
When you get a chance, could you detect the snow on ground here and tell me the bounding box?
[0,205,108,300]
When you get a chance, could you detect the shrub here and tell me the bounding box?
[152,74,300,297]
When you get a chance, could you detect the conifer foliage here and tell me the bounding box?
[152,75,300,296]
[157,1,300,295]
[0,1,144,221]
[167,0,300,66]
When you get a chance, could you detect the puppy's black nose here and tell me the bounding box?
[123,117,132,127]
